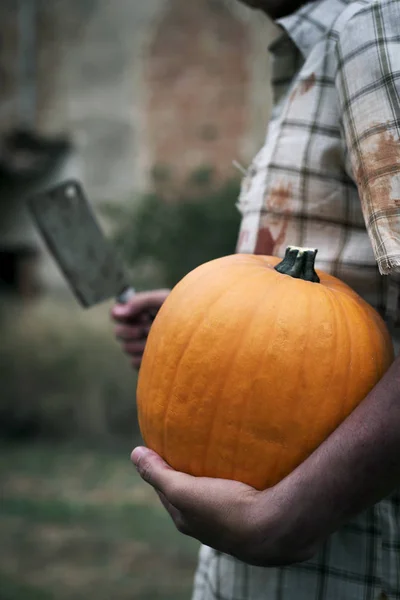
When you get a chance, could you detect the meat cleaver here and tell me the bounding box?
[27,179,138,308]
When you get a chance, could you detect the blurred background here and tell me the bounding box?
[0,1,276,598]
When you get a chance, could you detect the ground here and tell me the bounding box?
[0,442,199,600]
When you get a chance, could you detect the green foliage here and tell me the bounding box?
[150,163,172,184]
[188,165,215,186]
[108,178,241,289]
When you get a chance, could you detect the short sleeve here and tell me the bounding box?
[335,0,400,274]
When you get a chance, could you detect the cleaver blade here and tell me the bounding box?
[27,179,135,308]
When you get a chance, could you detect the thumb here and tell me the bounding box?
[111,296,148,320]
[132,447,175,491]
[112,302,131,319]
[131,447,194,501]
[112,290,167,321]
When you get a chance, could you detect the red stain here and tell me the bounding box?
[254,227,276,255]
[300,73,316,95]
[254,183,292,256]
[355,129,400,211]
[290,73,316,103]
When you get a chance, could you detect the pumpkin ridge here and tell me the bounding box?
[160,298,221,462]
[266,276,305,483]
[338,289,353,423]
[231,274,306,487]
[333,289,391,383]
[140,258,244,455]
[277,278,315,480]
[357,298,381,381]
[349,296,379,400]
[319,278,362,299]
[327,284,349,431]
[161,269,262,465]
[200,268,282,479]
[139,318,164,445]
[223,273,290,483]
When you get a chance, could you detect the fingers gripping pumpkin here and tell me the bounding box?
[137,247,394,490]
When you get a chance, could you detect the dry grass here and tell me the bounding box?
[0,442,199,600]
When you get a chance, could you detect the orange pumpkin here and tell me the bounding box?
[137,247,394,490]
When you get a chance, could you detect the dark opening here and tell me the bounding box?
[0,244,40,297]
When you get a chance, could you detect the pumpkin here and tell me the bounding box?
[137,246,394,490]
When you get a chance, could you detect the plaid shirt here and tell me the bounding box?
[192,1,400,599]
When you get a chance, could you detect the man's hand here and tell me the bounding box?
[131,447,317,567]
[111,289,170,369]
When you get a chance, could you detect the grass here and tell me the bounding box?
[0,442,199,599]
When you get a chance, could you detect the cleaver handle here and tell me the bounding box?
[116,286,158,321]
[117,286,136,305]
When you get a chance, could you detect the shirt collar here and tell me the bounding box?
[270,0,354,58]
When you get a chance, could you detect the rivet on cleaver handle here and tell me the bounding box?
[27,179,136,308]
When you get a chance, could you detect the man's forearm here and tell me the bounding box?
[270,353,400,549]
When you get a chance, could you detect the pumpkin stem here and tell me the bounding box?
[274,246,320,283]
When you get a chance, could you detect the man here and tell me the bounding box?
[112,0,400,598]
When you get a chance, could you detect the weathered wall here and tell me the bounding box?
[0,0,277,292]
[2,1,276,197]
[146,0,252,188]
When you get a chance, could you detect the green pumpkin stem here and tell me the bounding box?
[274,246,320,283]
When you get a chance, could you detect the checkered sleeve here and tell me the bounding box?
[335,0,400,275]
